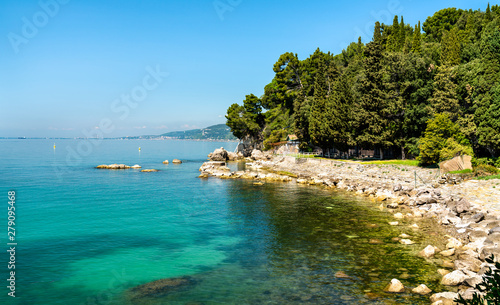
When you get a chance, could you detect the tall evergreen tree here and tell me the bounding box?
[441,28,461,65]
[399,16,406,50]
[429,66,461,120]
[387,15,400,52]
[373,21,382,44]
[309,59,332,151]
[485,3,492,22]
[325,73,354,152]
[352,24,393,158]
[411,21,422,54]
[357,36,363,58]
[292,91,311,148]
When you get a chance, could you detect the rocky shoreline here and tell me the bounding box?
[199,148,500,304]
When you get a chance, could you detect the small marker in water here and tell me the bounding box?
[139,147,141,151]
[53,143,56,149]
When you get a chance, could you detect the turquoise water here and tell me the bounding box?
[0,139,444,304]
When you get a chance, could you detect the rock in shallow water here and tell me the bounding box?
[441,270,468,286]
[412,284,432,295]
[128,276,196,300]
[383,278,405,293]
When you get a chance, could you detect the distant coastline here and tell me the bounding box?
[1,123,236,142]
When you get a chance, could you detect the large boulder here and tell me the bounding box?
[209,147,228,161]
[441,270,468,286]
[439,155,472,173]
[251,149,265,160]
[227,151,239,161]
[430,292,459,304]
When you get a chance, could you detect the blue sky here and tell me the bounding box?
[0,0,491,137]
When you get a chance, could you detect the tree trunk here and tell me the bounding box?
[401,145,406,160]
[380,148,384,160]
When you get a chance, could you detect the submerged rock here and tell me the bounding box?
[128,276,196,300]
[383,278,405,293]
[172,159,182,164]
[412,284,432,295]
[141,169,159,172]
[334,271,351,278]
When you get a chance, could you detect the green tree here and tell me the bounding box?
[429,66,461,120]
[352,24,394,158]
[226,94,265,141]
[474,23,500,156]
[422,7,464,42]
[441,28,461,65]
[387,15,400,52]
[411,21,422,54]
[399,16,406,51]
[309,59,333,151]
[485,3,492,22]
[418,113,471,165]
[373,21,382,44]
[325,73,354,152]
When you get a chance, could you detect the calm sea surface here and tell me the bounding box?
[0,139,446,304]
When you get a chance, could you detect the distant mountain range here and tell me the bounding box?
[123,124,237,141]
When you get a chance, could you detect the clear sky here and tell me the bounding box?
[0,0,491,138]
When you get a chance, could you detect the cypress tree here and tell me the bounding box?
[373,21,382,43]
[352,35,393,157]
[429,66,461,120]
[411,21,422,54]
[441,28,461,66]
[399,16,406,50]
[486,3,492,22]
[390,15,400,52]
[309,59,332,152]
[357,36,363,58]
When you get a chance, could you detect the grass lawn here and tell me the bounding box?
[285,154,420,166]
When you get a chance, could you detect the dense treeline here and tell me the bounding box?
[226,5,500,165]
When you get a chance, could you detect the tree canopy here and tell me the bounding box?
[226,4,500,162]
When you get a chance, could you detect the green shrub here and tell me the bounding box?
[418,113,473,166]
[474,164,499,176]
[440,138,474,161]
[455,255,500,304]
[263,129,288,150]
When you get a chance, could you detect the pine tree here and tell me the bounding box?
[411,21,422,54]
